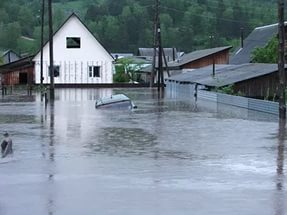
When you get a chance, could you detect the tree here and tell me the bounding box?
[104,0,127,16]
[0,22,21,50]
[0,56,4,65]
[18,6,35,36]
[251,37,278,63]
[0,9,9,24]
[96,16,121,51]
[119,2,150,51]
[53,8,65,29]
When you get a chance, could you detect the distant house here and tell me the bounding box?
[166,63,286,99]
[168,46,232,70]
[137,46,232,83]
[138,48,180,62]
[1,50,20,64]
[33,13,114,84]
[230,23,287,64]
[111,53,134,61]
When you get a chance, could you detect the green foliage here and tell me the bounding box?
[113,58,145,83]
[216,85,234,95]
[215,84,246,96]
[251,37,278,63]
[0,0,279,54]
[113,65,130,83]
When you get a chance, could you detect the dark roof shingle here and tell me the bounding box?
[166,63,282,87]
[230,23,283,64]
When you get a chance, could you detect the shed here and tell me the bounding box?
[166,63,286,99]
[138,48,179,62]
[0,56,35,85]
[168,46,232,70]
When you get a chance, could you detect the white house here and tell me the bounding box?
[33,13,114,84]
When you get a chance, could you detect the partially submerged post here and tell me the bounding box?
[209,35,215,77]
[48,0,54,100]
[278,0,286,119]
[40,0,45,86]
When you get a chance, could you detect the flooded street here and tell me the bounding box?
[0,88,286,215]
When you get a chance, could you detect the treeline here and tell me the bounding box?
[0,0,278,55]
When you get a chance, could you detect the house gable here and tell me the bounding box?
[33,13,114,63]
[33,13,114,84]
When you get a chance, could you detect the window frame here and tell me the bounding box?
[88,66,101,78]
[48,65,60,77]
[66,37,81,49]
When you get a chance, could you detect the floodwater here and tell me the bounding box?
[0,88,286,215]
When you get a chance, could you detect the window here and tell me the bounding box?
[89,66,101,77]
[48,65,60,77]
[66,37,81,48]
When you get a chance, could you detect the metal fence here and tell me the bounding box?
[166,81,279,115]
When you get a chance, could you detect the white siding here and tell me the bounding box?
[33,15,114,84]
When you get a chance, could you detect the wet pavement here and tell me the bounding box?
[0,88,286,215]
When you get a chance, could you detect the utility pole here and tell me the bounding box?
[40,0,45,86]
[151,0,164,91]
[157,21,164,91]
[209,35,215,77]
[48,0,54,100]
[278,0,286,119]
[150,0,159,88]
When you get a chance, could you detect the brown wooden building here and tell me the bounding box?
[168,46,232,70]
[0,56,35,86]
[165,63,286,99]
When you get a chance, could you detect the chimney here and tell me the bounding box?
[240,27,244,48]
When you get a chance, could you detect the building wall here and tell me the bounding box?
[2,66,34,85]
[182,51,229,69]
[234,73,279,99]
[33,15,114,84]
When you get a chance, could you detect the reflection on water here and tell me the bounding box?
[274,119,286,215]
[0,88,286,215]
[90,127,157,152]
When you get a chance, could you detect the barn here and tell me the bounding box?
[0,56,34,86]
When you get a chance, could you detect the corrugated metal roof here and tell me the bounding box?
[166,63,282,87]
[168,46,232,68]
[230,23,286,64]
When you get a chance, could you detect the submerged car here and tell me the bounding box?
[95,94,137,110]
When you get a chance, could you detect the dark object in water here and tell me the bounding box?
[95,94,137,110]
[1,132,13,158]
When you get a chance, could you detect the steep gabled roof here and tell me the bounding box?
[34,13,114,60]
[230,23,287,64]
[168,46,232,69]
